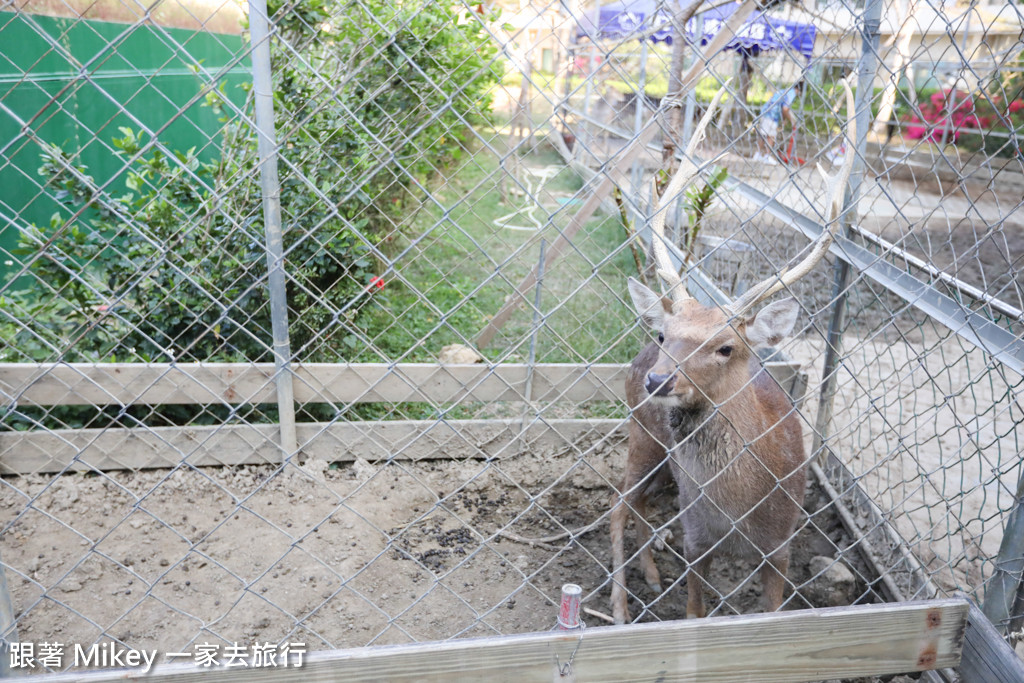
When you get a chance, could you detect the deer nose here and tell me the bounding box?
[645,372,674,396]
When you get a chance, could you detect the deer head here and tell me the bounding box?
[629,78,856,409]
[628,280,800,407]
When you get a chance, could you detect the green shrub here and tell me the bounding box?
[5,0,500,364]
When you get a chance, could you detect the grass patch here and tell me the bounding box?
[354,137,647,367]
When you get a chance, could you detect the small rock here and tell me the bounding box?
[351,458,377,483]
[53,482,79,511]
[653,528,674,551]
[81,561,104,581]
[61,580,83,593]
[438,344,483,364]
[805,555,857,607]
[301,458,330,482]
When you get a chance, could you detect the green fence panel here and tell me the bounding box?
[0,12,251,284]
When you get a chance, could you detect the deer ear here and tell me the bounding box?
[744,298,799,349]
[628,277,671,330]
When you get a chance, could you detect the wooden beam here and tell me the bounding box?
[26,599,967,683]
[0,361,803,474]
[0,419,627,474]
[1,361,806,409]
[958,593,1024,682]
[0,363,629,407]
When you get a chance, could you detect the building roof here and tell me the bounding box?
[786,0,1023,39]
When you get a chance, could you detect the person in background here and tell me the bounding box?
[754,80,803,165]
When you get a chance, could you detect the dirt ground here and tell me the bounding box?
[2,445,922,680]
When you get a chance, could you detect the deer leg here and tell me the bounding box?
[610,486,662,624]
[609,493,632,625]
[610,441,670,625]
[685,553,712,619]
[760,551,790,613]
[632,492,663,595]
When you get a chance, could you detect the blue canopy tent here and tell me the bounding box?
[574,0,817,60]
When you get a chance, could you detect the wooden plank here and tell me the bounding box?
[0,360,804,474]
[0,363,629,407]
[294,363,627,406]
[0,363,274,406]
[0,419,627,474]
[958,593,1024,683]
[22,599,967,683]
[0,360,805,408]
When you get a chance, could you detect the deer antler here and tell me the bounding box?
[728,77,857,318]
[650,82,731,309]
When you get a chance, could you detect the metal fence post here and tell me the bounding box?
[811,0,882,461]
[576,43,599,163]
[982,468,1024,633]
[676,13,703,247]
[248,0,299,461]
[0,551,17,678]
[679,13,702,153]
[519,238,547,448]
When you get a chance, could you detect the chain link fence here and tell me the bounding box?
[0,0,1022,676]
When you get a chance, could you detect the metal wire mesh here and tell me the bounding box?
[0,0,1022,675]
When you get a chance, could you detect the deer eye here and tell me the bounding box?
[657,332,665,344]
[717,345,733,358]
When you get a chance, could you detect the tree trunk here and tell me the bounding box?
[661,0,761,169]
[739,52,753,113]
[873,0,918,136]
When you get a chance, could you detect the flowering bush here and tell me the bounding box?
[904,89,967,141]
[902,88,1024,157]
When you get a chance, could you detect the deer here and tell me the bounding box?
[609,79,856,624]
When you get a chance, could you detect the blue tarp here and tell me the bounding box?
[574,0,817,61]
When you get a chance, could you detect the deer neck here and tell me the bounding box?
[667,373,762,465]
[668,404,732,472]
[668,405,709,437]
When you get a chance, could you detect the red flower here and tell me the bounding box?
[906,126,926,139]
[1009,100,1024,114]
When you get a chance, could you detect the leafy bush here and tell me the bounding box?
[5,0,500,363]
[682,166,729,256]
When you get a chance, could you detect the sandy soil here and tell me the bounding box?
[786,334,1022,596]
